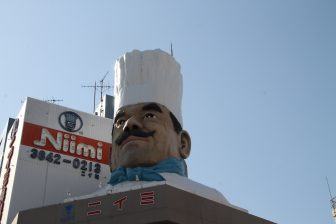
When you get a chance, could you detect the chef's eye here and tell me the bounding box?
[115,119,125,127]
[144,113,156,119]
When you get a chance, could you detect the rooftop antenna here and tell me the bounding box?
[82,71,112,114]
[82,81,97,113]
[99,71,112,103]
[45,97,63,104]
[170,43,174,57]
[326,177,336,223]
[97,71,112,116]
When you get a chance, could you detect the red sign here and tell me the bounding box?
[21,122,111,165]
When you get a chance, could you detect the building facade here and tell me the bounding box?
[0,97,113,224]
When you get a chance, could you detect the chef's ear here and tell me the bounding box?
[179,130,191,159]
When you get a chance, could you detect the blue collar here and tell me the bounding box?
[108,157,187,186]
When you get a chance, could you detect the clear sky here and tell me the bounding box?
[1,0,336,223]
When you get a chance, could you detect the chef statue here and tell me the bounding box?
[74,49,245,212]
[110,49,190,184]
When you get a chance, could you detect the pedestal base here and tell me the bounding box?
[12,185,275,224]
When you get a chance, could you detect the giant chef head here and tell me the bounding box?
[111,49,191,174]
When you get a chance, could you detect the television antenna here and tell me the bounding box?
[326,177,336,222]
[82,71,112,113]
[45,97,63,104]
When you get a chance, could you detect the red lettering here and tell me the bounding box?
[21,122,111,164]
[87,201,101,207]
[0,201,3,213]
[7,147,14,160]
[113,196,127,210]
[2,170,10,188]
[0,188,7,201]
[9,137,15,147]
[87,200,102,216]
[0,145,15,221]
[87,210,101,216]
[140,191,155,205]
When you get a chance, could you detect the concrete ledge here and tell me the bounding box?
[13,185,275,224]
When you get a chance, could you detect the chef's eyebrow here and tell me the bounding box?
[142,103,162,113]
[114,111,125,123]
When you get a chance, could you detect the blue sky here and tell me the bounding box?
[1,0,336,223]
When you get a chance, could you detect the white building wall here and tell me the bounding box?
[0,97,113,224]
[0,100,27,224]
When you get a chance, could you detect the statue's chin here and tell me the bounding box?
[117,139,152,167]
[118,146,157,168]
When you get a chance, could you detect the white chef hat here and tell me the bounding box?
[114,49,183,126]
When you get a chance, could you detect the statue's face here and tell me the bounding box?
[111,102,190,170]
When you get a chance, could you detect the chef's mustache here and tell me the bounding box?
[115,129,156,145]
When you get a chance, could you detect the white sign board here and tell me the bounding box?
[0,97,112,224]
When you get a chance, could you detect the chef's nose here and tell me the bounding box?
[123,116,142,132]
